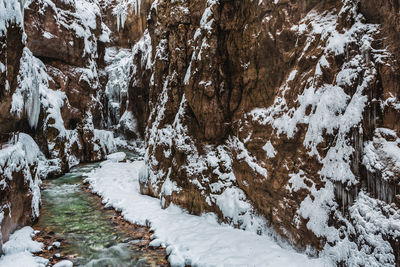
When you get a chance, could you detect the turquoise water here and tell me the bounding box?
[35,154,166,266]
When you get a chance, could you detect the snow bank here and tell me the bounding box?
[2,227,42,255]
[0,227,48,267]
[85,160,326,267]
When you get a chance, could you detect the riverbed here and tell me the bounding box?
[34,154,167,266]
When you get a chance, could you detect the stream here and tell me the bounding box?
[34,153,167,266]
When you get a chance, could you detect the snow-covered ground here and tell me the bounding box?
[0,227,47,267]
[85,154,328,267]
[0,227,72,267]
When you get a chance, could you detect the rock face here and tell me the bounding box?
[101,0,152,47]
[138,0,400,265]
[21,0,121,172]
[0,0,27,134]
[0,134,43,253]
[24,0,103,67]
[0,0,39,253]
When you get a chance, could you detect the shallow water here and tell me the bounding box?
[35,153,164,266]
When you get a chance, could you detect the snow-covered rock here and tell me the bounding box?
[53,260,73,267]
[0,134,44,252]
[0,227,47,267]
[106,152,126,162]
[141,0,400,265]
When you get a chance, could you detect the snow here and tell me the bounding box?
[0,227,48,267]
[2,227,42,255]
[363,128,400,181]
[263,140,276,158]
[85,159,326,267]
[0,0,23,37]
[214,187,252,225]
[119,110,138,133]
[42,31,55,39]
[106,152,126,162]
[348,191,400,266]
[199,0,216,32]
[0,133,44,218]
[11,48,49,129]
[53,260,73,267]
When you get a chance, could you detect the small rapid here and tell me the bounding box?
[34,153,166,266]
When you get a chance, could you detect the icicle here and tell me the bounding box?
[116,13,120,31]
[115,0,143,31]
[121,12,126,30]
[25,81,40,129]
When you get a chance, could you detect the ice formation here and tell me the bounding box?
[113,0,142,31]
[11,48,48,129]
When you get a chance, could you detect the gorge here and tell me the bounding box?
[1,0,400,266]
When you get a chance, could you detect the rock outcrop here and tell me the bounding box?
[0,134,43,253]
[21,0,121,172]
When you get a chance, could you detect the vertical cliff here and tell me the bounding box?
[137,0,400,265]
[0,0,25,133]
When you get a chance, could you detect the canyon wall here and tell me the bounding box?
[0,134,43,253]
[138,0,400,265]
[0,0,132,249]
